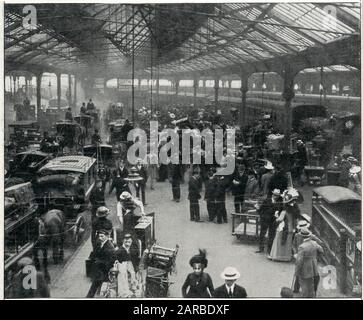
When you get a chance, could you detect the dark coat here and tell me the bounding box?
[90,186,106,208]
[90,240,116,281]
[258,196,283,223]
[231,172,248,196]
[113,166,129,179]
[115,244,140,271]
[214,176,229,202]
[268,171,288,195]
[204,177,217,201]
[188,176,202,201]
[170,164,183,182]
[182,272,214,298]
[136,165,148,185]
[213,284,247,298]
[92,217,113,234]
[109,175,130,199]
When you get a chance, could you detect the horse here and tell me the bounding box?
[33,209,67,283]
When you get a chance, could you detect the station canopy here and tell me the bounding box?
[4,3,360,77]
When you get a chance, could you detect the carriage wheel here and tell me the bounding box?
[73,216,86,245]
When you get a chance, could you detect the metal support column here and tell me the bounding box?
[36,73,42,119]
[56,73,61,112]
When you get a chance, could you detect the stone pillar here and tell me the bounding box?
[36,73,42,119]
[56,73,61,112]
[193,78,198,107]
[214,77,219,111]
[239,73,249,128]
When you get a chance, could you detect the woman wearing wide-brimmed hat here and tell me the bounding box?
[269,188,301,262]
[181,249,214,298]
[116,191,145,233]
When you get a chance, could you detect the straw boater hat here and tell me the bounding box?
[125,166,143,182]
[264,162,274,170]
[349,165,361,175]
[272,189,281,196]
[120,191,132,201]
[297,220,310,230]
[298,227,312,238]
[96,206,110,218]
[169,113,176,119]
[220,267,240,280]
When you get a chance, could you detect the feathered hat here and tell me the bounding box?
[189,249,208,268]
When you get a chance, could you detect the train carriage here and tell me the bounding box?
[312,186,361,295]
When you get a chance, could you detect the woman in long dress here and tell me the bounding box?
[269,189,300,262]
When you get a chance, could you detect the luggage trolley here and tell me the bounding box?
[231,199,262,241]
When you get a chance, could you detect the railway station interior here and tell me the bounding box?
[3,2,362,299]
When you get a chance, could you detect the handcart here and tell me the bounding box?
[144,244,179,298]
[232,199,261,242]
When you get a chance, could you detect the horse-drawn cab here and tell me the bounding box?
[82,144,114,185]
[74,114,94,136]
[4,182,39,297]
[7,120,42,153]
[85,109,100,129]
[108,119,126,144]
[55,120,83,151]
[5,151,52,187]
[34,155,97,244]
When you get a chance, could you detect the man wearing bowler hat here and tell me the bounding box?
[213,267,247,298]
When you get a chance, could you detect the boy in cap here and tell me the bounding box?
[213,266,247,298]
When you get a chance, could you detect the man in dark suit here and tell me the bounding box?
[109,159,130,201]
[214,168,230,224]
[87,229,116,298]
[268,165,288,197]
[188,169,202,222]
[170,163,183,202]
[256,188,283,254]
[231,164,248,213]
[204,168,217,222]
[213,267,247,298]
[135,158,148,204]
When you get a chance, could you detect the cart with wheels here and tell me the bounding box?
[232,199,261,242]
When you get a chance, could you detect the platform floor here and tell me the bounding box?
[49,176,345,298]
